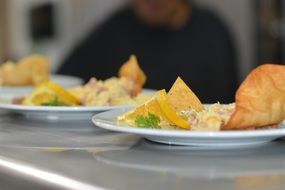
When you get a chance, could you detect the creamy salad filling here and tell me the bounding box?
[68,77,150,106]
[179,103,235,131]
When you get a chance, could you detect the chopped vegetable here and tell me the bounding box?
[41,98,67,106]
[135,112,161,129]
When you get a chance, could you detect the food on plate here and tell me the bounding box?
[117,90,170,128]
[67,55,150,106]
[118,64,285,131]
[118,54,146,96]
[134,112,161,129]
[20,54,151,106]
[22,81,79,106]
[118,77,204,130]
[0,55,49,86]
[186,103,235,131]
[223,64,285,130]
[68,77,150,106]
[167,77,204,112]
[155,89,190,129]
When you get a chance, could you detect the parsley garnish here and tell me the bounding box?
[135,113,161,129]
[41,98,67,106]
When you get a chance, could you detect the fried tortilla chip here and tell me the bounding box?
[223,64,285,130]
[0,55,49,86]
[167,77,204,112]
[118,55,146,96]
[18,55,49,85]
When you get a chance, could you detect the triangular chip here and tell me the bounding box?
[167,77,204,112]
[0,55,49,86]
[19,55,49,85]
[223,64,285,130]
[118,55,146,96]
[117,77,202,129]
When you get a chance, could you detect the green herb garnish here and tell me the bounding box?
[135,113,161,129]
[41,97,67,106]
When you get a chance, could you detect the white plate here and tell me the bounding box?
[0,103,132,121]
[0,74,83,95]
[92,109,285,147]
[0,89,155,121]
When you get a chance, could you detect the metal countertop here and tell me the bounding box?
[0,112,284,190]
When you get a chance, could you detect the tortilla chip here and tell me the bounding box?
[167,77,204,112]
[118,55,146,96]
[0,55,49,86]
[19,55,49,85]
[223,64,285,130]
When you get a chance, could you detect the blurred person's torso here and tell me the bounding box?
[58,6,238,103]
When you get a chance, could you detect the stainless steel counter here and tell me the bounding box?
[0,112,285,190]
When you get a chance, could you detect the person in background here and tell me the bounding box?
[57,0,238,103]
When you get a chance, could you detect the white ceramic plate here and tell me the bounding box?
[0,74,83,95]
[92,109,285,147]
[0,89,155,121]
[0,103,132,121]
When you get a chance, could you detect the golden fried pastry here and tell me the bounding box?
[223,64,285,130]
[118,55,146,96]
[0,55,49,86]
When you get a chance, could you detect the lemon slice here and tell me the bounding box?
[156,89,190,129]
[117,95,168,126]
[22,81,79,106]
[118,89,190,129]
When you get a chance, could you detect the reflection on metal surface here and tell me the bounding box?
[0,113,140,149]
[87,146,132,154]
[0,112,285,189]
[0,156,103,190]
[40,147,67,152]
[94,139,285,180]
[38,146,132,154]
[235,173,285,190]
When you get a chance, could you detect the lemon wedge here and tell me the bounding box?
[22,81,79,106]
[117,95,167,126]
[118,89,190,129]
[156,89,190,129]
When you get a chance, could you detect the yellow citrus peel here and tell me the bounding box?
[155,89,190,129]
[22,81,79,106]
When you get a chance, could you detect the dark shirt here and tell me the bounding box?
[57,6,238,103]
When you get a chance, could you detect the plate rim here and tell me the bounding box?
[0,103,133,112]
[92,109,285,138]
[0,88,156,112]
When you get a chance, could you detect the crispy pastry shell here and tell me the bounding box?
[222,64,285,130]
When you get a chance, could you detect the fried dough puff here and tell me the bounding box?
[223,64,285,130]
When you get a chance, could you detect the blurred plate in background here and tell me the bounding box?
[0,74,83,95]
[0,103,131,121]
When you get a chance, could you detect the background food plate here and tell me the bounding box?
[0,74,84,95]
[0,103,132,121]
[92,108,285,147]
[0,89,156,121]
